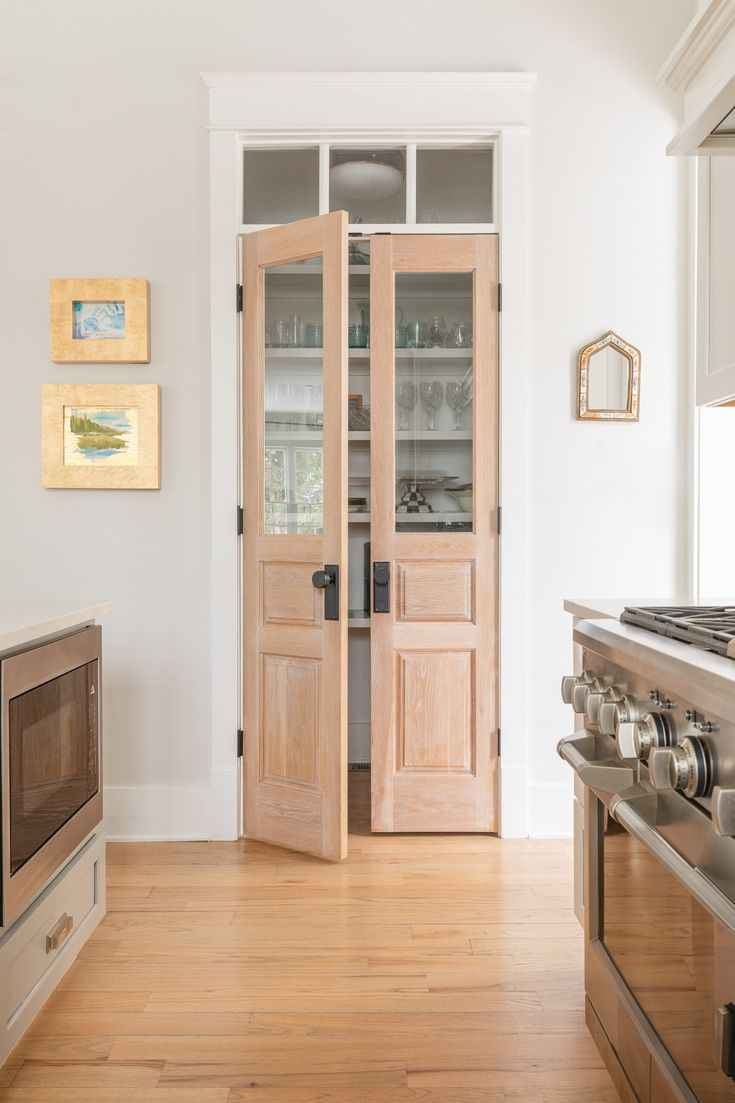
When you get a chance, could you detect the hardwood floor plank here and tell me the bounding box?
[0,781,615,1102]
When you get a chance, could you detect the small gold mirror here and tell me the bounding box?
[577,331,640,421]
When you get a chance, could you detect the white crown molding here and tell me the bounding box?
[659,0,735,91]
[201,71,537,131]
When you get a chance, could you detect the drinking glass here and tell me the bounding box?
[288,383,307,429]
[447,322,470,350]
[427,316,447,348]
[419,380,443,431]
[446,380,471,430]
[305,384,323,430]
[406,321,425,349]
[396,380,417,431]
[287,314,303,348]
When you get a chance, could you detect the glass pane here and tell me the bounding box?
[330,148,406,225]
[395,273,473,533]
[243,148,319,225]
[416,148,493,224]
[263,258,324,535]
[10,661,99,875]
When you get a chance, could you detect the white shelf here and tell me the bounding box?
[266,347,471,358]
[349,430,471,443]
[348,512,472,524]
[348,611,371,628]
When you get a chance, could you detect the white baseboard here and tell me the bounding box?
[104,768,238,841]
[527,780,574,838]
[499,763,528,837]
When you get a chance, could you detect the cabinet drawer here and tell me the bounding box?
[6,846,97,1020]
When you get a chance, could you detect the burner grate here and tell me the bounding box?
[621,606,735,658]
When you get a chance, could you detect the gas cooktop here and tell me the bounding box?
[621,605,735,660]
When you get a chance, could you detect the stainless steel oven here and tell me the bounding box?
[559,618,735,1102]
[1,626,102,929]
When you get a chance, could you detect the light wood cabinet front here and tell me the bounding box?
[369,235,499,833]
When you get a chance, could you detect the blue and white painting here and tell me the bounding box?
[64,406,138,466]
[73,301,126,340]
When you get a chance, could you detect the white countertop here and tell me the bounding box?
[0,601,111,653]
[563,598,686,621]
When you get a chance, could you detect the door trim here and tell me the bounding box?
[205,91,533,840]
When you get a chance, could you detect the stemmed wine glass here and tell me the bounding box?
[396,380,417,431]
[446,380,471,431]
[419,380,443,431]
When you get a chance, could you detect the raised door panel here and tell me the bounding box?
[398,650,474,771]
[260,655,320,788]
[261,562,323,628]
[396,560,474,623]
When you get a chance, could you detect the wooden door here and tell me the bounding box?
[242,212,348,860]
[370,235,499,832]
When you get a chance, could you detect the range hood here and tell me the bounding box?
[660,0,735,154]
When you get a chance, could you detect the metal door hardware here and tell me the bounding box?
[373,561,390,614]
[312,565,340,621]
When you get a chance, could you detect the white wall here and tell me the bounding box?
[0,0,692,838]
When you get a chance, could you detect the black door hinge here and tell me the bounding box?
[237,506,244,535]
[497,283,503,312]
[237,729,244,758]
[497,506,503,534]
[497,728,501,756]
[236,284,243,312]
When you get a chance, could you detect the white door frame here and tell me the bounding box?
[203,72,536,839]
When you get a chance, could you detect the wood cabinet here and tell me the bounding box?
[241,210,499,857]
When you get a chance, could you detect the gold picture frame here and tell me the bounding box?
[50,278,150,363]
[42,383,160,489]
[577,330,640,422]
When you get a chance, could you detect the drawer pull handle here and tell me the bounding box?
[46,913,74,954]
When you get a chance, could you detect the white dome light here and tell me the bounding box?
[330,159,403,201]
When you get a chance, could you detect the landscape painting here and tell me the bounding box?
[73,301,126,340]
[63,406,138,467]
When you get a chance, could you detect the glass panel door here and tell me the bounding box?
[9,661,99,875]
[242,211,348,861]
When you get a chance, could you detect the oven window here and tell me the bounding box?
[602,821,735,1100]
[9,661,99,875]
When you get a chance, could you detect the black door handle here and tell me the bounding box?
[373,561,390,614]
[312,565,339,620]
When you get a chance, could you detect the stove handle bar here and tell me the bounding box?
[557,731,639,796]
[611,793,735,934]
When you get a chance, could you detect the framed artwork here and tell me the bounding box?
[50,278,150,363]
[41,383,160,489]
[348,394,363,409]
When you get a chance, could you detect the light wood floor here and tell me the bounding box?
[0,776,618,1102]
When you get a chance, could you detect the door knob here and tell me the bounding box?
[311,565,339,620]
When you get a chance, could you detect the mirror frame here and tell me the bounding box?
[577,330,640,422]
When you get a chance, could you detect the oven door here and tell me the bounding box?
[601,789,735,1101]
[1,626,103,928]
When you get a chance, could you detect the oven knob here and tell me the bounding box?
[561,672,593,705]
[586,686,622,726]
[616,721,640,760]
[649,737,713,799]
[620,711,677,761]
[600,695,640,736]
[712,788,735,838]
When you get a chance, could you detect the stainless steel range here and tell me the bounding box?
[558,607,735,1103]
